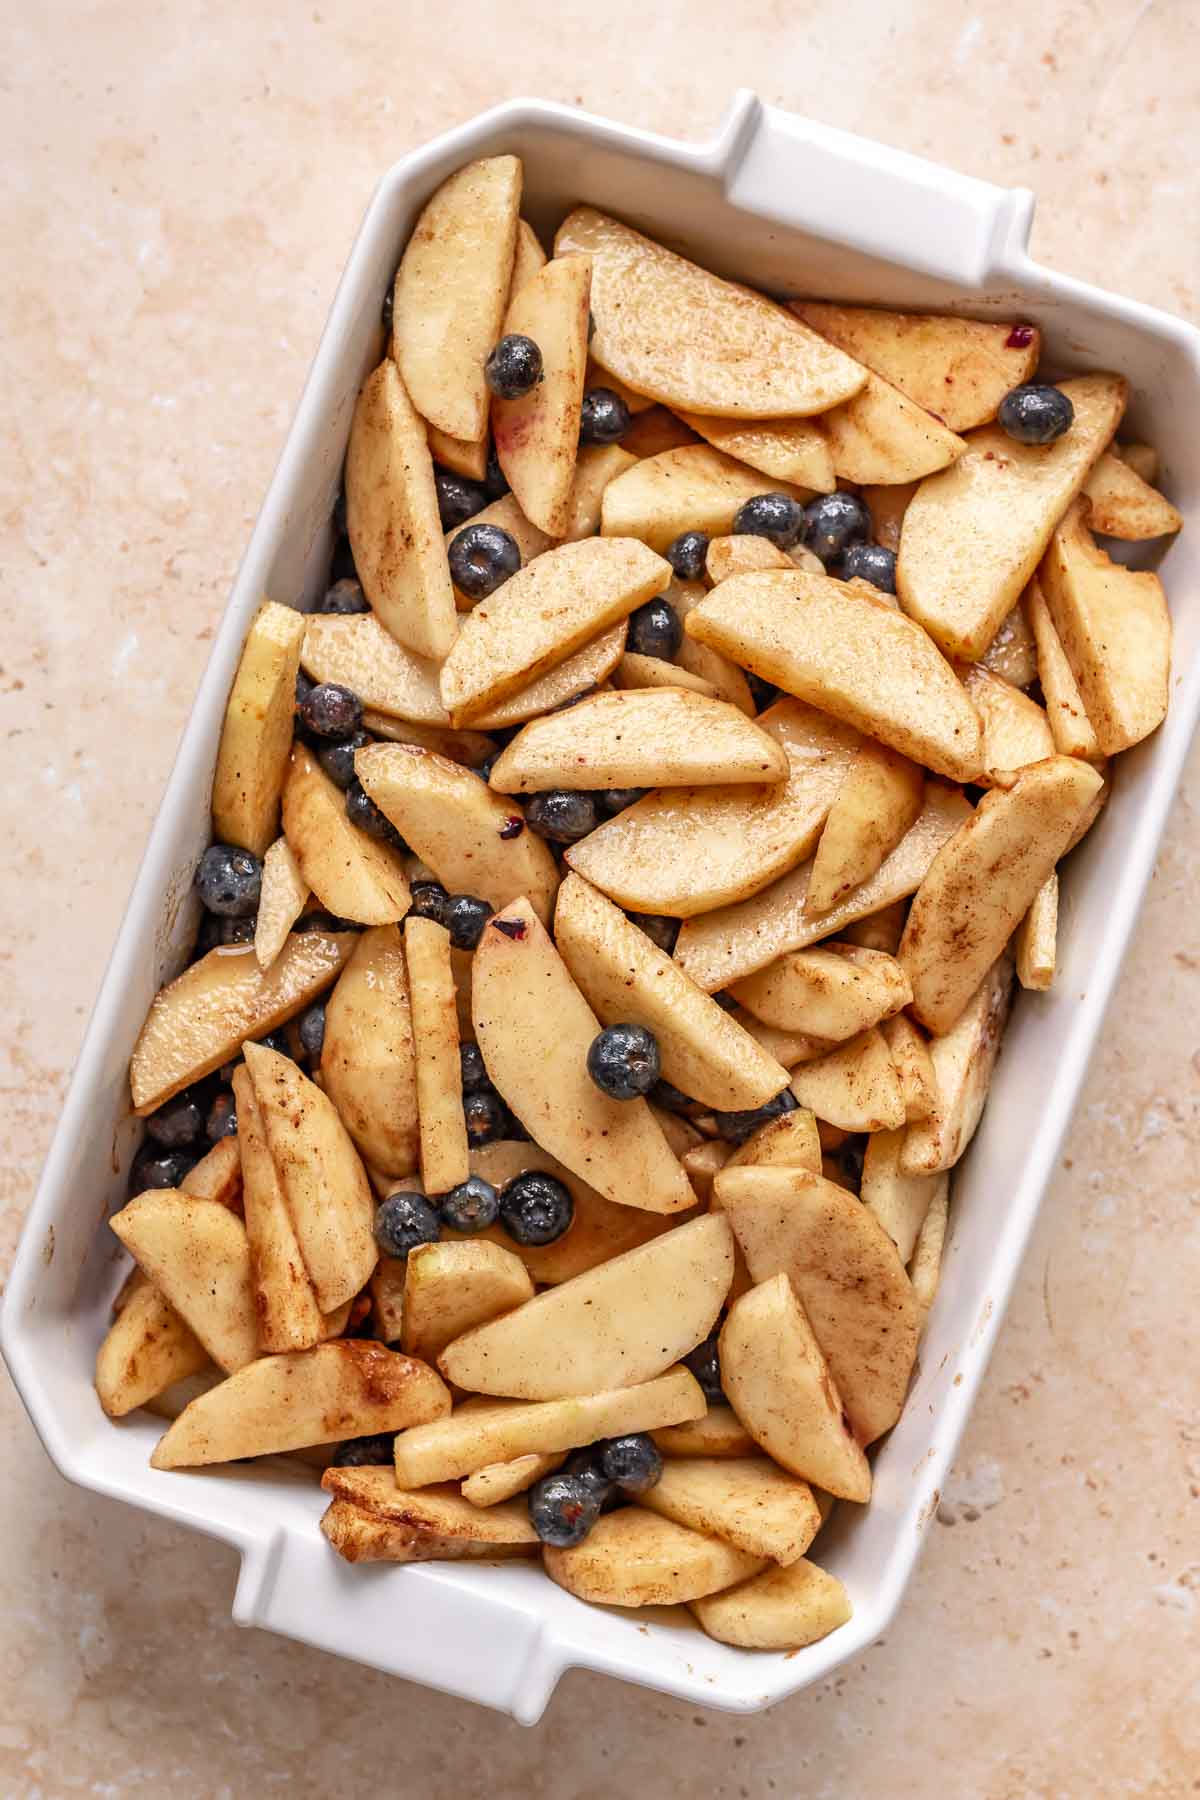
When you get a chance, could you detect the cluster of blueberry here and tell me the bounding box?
[374,1161,574,1261]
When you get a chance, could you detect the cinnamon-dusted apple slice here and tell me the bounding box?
[896,373,1127,662]
[816,367,967,485]
[620,406,700,458]
[354,742,559,925]
[611,653,720,701]
[960,664,1055,786]
[650,1405,756,1460]
[282,743,410,926]
[724,1107,822,1174]
[461,1452,565,1508]
[690,1557,852,1651]
[471,900,697,1214]
[302,612,449,723]
[1016,873,1058,991]
[583,357,654,414]
[555,207,866,417]
[233,1064,327,1353]
[554,873,790,1111]
[639,1456,822,1565]
[469,624,628,729]
[980,599,1038,689]
[900,952,1014,1175]
[667,577,756,715]
[404,917,470,1197]
[345,359,457,660]
[95,1279,209,1419]
[178,1135,243,1211]
[909,1183,949,1316]
[726,1005,834,1071]
[806,743,925,915]
[323,1466,537,1545]
[211,600,306,858]
[108,1191,258,1376]
[565,699,860,918]
[426,423,488,482]
[791,303,1040,431]
[253,837,308,969]
[881,1012,938,1122]
[472,1142,675,1284]
[401,1240,534,1368]
[559,444,639,543]
[488,689,787,793]
[360,710,496,768]
[544,1508,764,1607]
[320,924,419,1177]
[705,534,794,583]
[731,945,912,1041]
[320,1501,535,1565]
[445,493,553,611]
[438,536,670,724]
[787,1029,907,1133]
[152,1340,450,1469]
[599,444,810,552]
[684,571,983,781]
[1082,449,1182,539]
[675,411,836,492]
[862,480,918,553]
[860,1129,947,1264]
[492,252,591,535]
[1024,575,1103,759]
[129,932,354,1113]
[391,154,521,443]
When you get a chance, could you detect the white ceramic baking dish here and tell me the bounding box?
[3,91,1198,1725]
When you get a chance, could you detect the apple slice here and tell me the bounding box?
[611,653,721,700]
[980,599,1038,689]
[179,1135,243,1211]
[639,1456,821,1565]
[674,783,971,993]
[559,444,639,543]
[651,1404,756,1459]
[680,1140,731,1202]
[402,1240,534,1367]
[492,253,591,535]
[583,357,654,414]
[909,1183,949,1315]
[816,367,966,484]
[320,1503,534,1563]
[129,932,354,1113]
[621,407,701,458]
[404,917,470,1197]
[667,577,756,715]
[960,664,1055,786]
[565,699,860,918]
[302,613,448,724]
[444,493,553,611]
[253,837,308,970]
[438,536,671,724]
[489,689,788,793]
[393,1367,704,1485]
[471,1142,675,1284]
[426,423,487,482]
[322,1467,538,1553]
[282,743,410,925]
[391,154,521,443]
[1017,872,1058,991]
[471,899,697,1214]
[461,1451,565,1507]
[233,1065,325,1353]
[705,535,793,582]
[726,1005,834,1070]
[439,1214,732,1400]
[787,1029,907,1132]
[151,1340,450,1469]
[108,1191,258,1375]
[320,924,419,1177]
[554,874,790,1112]
[690,1557,852,1651]
[1118,442,1158,482]
[899,757,1102,1034]
[354,742,559,925]
[95,1279,209,1418]
[509,217,547,296]
[806,743,925,915]
[345,359,457,660]
[469,623,628,729]
[720,1274,871,1500]
[900,953,1014,1174]
[684,571,983,781]
[725,1107,822,1173]
[676,411,835,492]
[862,480,917,553]
[369,1255,406,1343]
[792,303,1040,431]
[360,710,495,768]
[896,373,1128,662]
[881,1012,938,1122]
[732,945,912,1040]
[1082,449,1181,539]
[840,900,907,956]
[544,1507,764,1607]
[555,207,866,417]
[861,1129,947,1264]
[599,444,810,552]
[1025,575,1103,759]
[243,1040,377,1313]
[211,600,306,858]
[716,1166,919,1444]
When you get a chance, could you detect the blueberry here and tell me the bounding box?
[299,681,363,741]
[328,536,357,584]
[297,1000,326,1061]
[525,790,598,845]
[484,443,509,500]
[144,1091,205,1149]
[498,1171,574,1246]
[839,542,897,594]
[463,1087,509,1149]
[448,523,521,601]
[320,577,369,614]
[664,530,709,582]
[345,780,406,848]
[579,387,632,445]
[627,912,680,956]
[599,1433,663,1495]
[712,1087,798,1144]
[316,728,373,791]
[683,1329,724,1402]
[129,1142,198,1195]
[459,1041,490,1093]
[802,492,871,565]
[446,893,492,950]
[374,1190,441,1259]
[732,492,805,549]
[219,916,257,945]
[408,880,451,928]
[485,332,544,399]
[331,1432,395,1467]
[561,1446,617,1507]
[627,596,682,661]
[256,1028,292,1058]
[295,669,315,711]
[649,1078,703,1117]
[433,467,488,533]
[835,1137,867,1194]
[597,788,645,816]
[587,1023,661,1101]
[205,1090,238,1142]
[528,1471,601,1548]
[998,382,1074,446]
[439,1175,501,1233]
[745,671,778,713]
[195,844,263,918]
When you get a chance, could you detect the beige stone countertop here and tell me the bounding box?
[2,1,1198,1793]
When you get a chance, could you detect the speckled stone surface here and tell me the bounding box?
[2,2,1198,1793]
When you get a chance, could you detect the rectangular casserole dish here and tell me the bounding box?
[3,90,1198,1724]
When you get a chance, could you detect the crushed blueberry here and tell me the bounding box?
[205,1090,238,1142]
[491,917,526,941]
[498,814,525,840]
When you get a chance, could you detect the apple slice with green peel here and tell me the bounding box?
[684,570,983,781]
[439,536,671,724]
[560,444,639,542]
[554,873,790,1111]
[896,372,1127,662]
[690,1557,852,1651]
[1025,575,1103,760]
[806,743,925,915]
[1082,450,1181,540]
[554,207,866,418]
[282,743,410,926]
[471,1141,676,1284]
[444,493,553,611]
[565,698,860,919]
[1017,871,1058,991]
[129,932,354,1113]
[253,837,308,970]
[404,917,470,1197]
[899,756,1103,1034]
[461,1451,565,1508]
[732,945,912,1041]
[861,1129,947,1264]
[674,783,972,993]
[321,1468,539,1552]
[651,1404,756,1459]
[468,623,628,729]
[492,253,591,536]
[676,411,836,492]
[109,1191,258,1376]
[720,1273,871,1500]
[393,1367,705,1486]
[725,1107,822,1173]
[667,577,756,716]
[545,1507,765,1607]
[960,664,1055,786]
[881,1012,938,1122]
[302,613,448,724]
[611,653,720,700]
[391,154,521,443]
[151,1340,450,1469]
[95,1279,209,1418]
[471,899,697,1213]
[717,1165,919,1445]
[211,600,306,858]
[243,1041,377,1313]
[599,444,810,552]
[320,925,419,1178]
[489,689,788,794]
[900,953,1014,1175]
[233,1066,325,1354]
[345,359,458,661]
[401,1240,534,1368]
[787,1028,907,1132]
[817,366,966,484]
[354,741,559,925]
[639,1456,822,1565]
